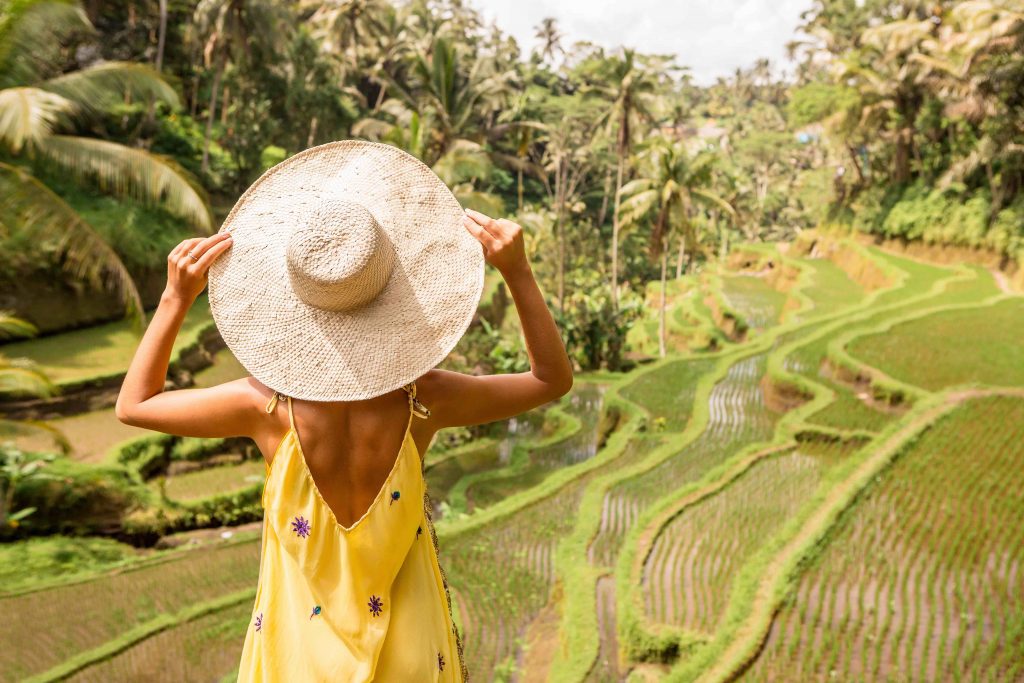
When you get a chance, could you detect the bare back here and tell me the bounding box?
[254,382,426,529]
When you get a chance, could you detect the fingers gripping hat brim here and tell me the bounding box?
[207,140,485,401]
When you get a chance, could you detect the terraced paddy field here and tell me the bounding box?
[591,352,781,569]
[718,275,788,330]
[4,235,1022,682]
[739,395,1024,683]
[158,458,266,502]
[848,297,1024,390]
[641,439,860,635]
[1,296,213,387]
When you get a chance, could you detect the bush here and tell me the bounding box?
[12,457,151,536]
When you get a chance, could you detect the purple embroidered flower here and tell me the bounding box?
[291,515,311,538]
[310,605,321,620]
[254,612,263,632]
[368,594,384,617]
[390,490,400,506]
[438,652,445,671]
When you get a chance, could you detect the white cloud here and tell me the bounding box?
[470,0,812,84]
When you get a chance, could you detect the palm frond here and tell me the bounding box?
[0,161,144,326]
[0,86,75,153]
[39,135,213,230]
[0,356,55,398]
[351,116,395,140]
[432,139,491,186]
[0,0,90,88]
[618,187,658,227]
[692,187,737,217]
[0,312,37,339]
[452,185,505,216]
[0,418,70,454]
[41,62,180,116]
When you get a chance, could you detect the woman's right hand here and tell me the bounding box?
[163,232,234,305]
[462,209,529,276]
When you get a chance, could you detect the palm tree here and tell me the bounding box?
[916,1,1024,219]
[619,142,735,357]
[591,49,662,310]
[534,17,563,64]
[0,0,213,323]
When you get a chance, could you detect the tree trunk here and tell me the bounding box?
[986,161,1004,223]
[556,158,566,313]
[659,236,668,358]
[676,235,686,279]
[220,84,231,125]
[845,143,865,186]
[155,0,167,73]
[597,168,612,227]
[611,152,624,310]
[307,115,319,148]
[143,0,168,130]
[517,165,524,212]
[374,81,388,111]
[201,52,226,174]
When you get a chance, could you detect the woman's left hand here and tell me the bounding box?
[462,209,529,276]
[163,232,234,305]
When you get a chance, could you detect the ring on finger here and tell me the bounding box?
[187,250,199,262]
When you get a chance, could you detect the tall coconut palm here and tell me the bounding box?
[534,17,563,64]
[591,49,662,309]
[619,142,735,357]
[0,0,213,324]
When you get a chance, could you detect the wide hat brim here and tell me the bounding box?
[207,140,485,401]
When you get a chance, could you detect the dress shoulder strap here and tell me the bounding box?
[401,382,431,420]
[263,391,296,430]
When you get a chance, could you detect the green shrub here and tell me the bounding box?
[12,457,151,536]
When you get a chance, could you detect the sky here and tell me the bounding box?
[470,0,814,85]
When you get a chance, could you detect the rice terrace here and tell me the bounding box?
[2,0,1024,681]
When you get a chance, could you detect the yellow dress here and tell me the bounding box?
[237,383,467,681]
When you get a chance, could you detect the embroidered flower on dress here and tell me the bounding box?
[368,594,384,617]
[254,612,263,632]
[438,652,445,671]
[310,605,321,620]
[390,490,400,506]
[291,515,311,538]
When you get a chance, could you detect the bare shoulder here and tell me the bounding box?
[410,368,564,429]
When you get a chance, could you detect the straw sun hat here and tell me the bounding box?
[207,140,485,402]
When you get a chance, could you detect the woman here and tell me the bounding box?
[115,141,573,681]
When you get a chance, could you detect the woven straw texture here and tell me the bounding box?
[207,140,484,401]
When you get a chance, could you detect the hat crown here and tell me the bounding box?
[285,198,396,312]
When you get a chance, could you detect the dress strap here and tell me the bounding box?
[401,382,430,419]
[264,391,296,430]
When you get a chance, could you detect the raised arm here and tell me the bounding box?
[417,209,574,428]
[114,232,261,439]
